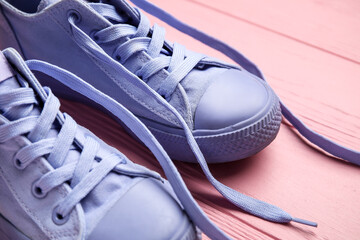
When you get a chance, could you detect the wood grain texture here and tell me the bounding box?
[188,0,360,64]
[59,0,360,239]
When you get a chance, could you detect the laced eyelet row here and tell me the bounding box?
[14,152,70,225]
[14,152,69,224]
[68,8,125,64]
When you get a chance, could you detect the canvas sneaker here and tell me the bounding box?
[0,0,282,163]
[0,48,202,240]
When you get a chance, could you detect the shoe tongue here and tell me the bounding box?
[0,52,15,84]
[37,0,60,12]
[0,52,41,124]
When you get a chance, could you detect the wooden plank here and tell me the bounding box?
[169,0,360,63]
[58,0,360,239]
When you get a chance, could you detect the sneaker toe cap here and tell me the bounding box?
[194,69,272,130]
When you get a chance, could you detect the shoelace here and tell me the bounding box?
[27,0,360,238]
[0,78,151,224]
[89,3,205,100]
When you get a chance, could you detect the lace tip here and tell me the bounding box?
[292,217,318,227]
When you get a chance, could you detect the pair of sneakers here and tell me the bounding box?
[0,0,358,239]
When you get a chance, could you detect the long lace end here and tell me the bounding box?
[292,217,318,227]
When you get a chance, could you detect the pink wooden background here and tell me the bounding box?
[60,0,360,239]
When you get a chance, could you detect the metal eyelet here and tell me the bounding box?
[89,30,100,42]
[52,206,69,225]
[13,156,25,170]
[67,9,81,24]
[31,181,47,199]
[115,55,121,62]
